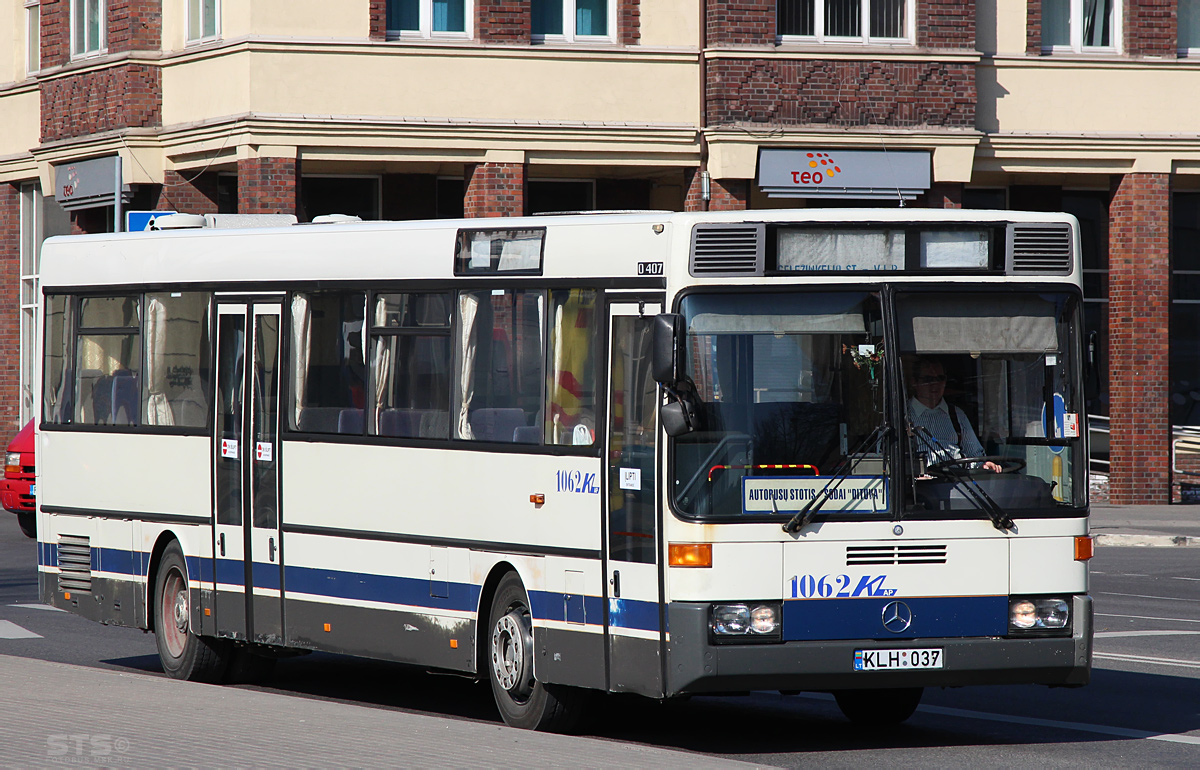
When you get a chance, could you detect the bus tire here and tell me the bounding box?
[154,542,229,683]
[834,687,923,726]
[487,572,585,732]
[16,512,35,538]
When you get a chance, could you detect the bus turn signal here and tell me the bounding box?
[1075,536,1094,561]
[669,543,712,567]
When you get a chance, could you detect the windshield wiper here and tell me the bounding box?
[910,424,1014,532]
[781,423,888,534]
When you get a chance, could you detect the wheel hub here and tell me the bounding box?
[173,590,189,633]
[491,610,532,697]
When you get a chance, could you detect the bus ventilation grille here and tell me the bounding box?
[690,224,765,276]
[57,535,93,594]
[845,544,947,566]
[1007,223,1073,275]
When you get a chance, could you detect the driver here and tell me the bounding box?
[907,358,1001,474]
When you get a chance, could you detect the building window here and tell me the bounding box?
[19,184,40,423]
[1041,0,1118,53]
[1181,0,1200,54]
[187,0,220,42]
[386,0,470,37]
[301,176,382,221]
[71,0,106,57]
[1172,193,1200,426]
[528,180,595,214]
[777,0,911,44]
[24,0,39,75]
[533,0,615,41]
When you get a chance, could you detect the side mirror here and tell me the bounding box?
[652,313,684,385]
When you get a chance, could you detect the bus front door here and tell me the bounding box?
[213,301,284,645]
[604,300,664,697]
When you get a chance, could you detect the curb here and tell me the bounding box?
[1093,533,1198,547]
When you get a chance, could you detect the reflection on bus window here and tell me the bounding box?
[75,295,142,426]
[546,289,598,446]
[290,291,367,434]
[143,293,212,428]
[672,292,886,518]
[454,289,545,443]
[370,293,452,439]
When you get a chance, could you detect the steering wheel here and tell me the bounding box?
[925,455,1026,479]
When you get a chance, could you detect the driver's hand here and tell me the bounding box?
[983,461,1002,473]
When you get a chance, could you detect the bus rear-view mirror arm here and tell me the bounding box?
[652,313,698,437]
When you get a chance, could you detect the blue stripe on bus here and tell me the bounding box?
[783,595,1008,641]
[45,543,661,632]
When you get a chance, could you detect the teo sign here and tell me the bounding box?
[758,149,930,200]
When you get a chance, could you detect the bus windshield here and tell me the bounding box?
[670,289,1086,520]
[671,291,886,518]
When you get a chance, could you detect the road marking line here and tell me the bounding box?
[1095,652,1200,670]
[1173,577,1200,582]
[8,603,65,612]
[0,620,42,639]
[1096,630,1200,638]
[1098,591,1200,603]
[1097,613,1200,624]
[915,704,1200,746]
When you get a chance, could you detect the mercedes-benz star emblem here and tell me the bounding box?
[881,601,913,633]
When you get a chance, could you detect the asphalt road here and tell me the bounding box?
[2,518,1197,767]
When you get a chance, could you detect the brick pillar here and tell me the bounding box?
[238,157,298,216]
[618,0,641,45]
[684,169,748,212]
[463,163,525,218]
[1108,172,1171,504]
[159,171,220,215]
[0,185,22,432]
[1126,0,1176,57]
[919,182,964,209]
[477,1,530,43]
[1026,0,1042,54]
[369,0,387,40]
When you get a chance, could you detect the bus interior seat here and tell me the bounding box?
[379,408,427,438]
[110,371,139,426]
[470,408,526,442]
[337,408,364,435]
[513,425,542,444]
[296,406,343,434]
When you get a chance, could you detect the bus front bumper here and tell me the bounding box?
[665,595,1092,696]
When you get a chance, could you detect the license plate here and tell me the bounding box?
[855,648,943,671]
[29,484,35,496]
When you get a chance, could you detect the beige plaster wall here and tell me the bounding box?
[1,0,22,84]
[0,88,39,158]
[978,0,1028,56]
[228,0,371,40]
[162,47,697,127]
[640,0,700,49]
[978,62,1200,134]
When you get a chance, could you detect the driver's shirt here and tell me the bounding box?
[908,397,985,466]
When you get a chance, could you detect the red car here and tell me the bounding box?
[2,420,35,538]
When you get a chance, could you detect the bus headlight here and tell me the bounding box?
[711,603,782,643]
[1009,596,1071,635]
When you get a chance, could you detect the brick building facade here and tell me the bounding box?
[1,0,1197,503]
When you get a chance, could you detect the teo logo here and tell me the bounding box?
[790,152,843,186]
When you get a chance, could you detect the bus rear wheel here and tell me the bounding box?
[487,572,585,732]
[154,542,230,683]
[834,687,923,726]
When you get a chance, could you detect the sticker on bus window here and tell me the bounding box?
[221,439,238,459]
[1063,413,1079,438]
[743,476,886,514]
[256,442,273,462]
[619,468,641,491]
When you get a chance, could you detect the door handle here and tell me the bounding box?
[610,570,621,599]
[269,536,276,562]
[218,532,225,557]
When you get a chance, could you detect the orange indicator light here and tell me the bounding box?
[323,623,332,632]
[204,608,211,616]
[1075,536,1094,561]
[64,592,71,600]
[669,543,712,568]
[530,494,545,506]
[450,639,458,649]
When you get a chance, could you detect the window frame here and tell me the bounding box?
[1041,0,1121,55]
[1180,0,1200,55]
[24,0,40,76]
[70,0,107,59]
[532,0,618,44]
[776,0,915,46]
[386,0,473,40]
[186,0,221,44]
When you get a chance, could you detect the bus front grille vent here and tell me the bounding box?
[690,224,765,277]
[1007,223,1073,275]
[57,535,93,593]
[846,544,948,566]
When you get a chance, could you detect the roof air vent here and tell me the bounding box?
[1007,223,1073,275]
[690,224,765,277]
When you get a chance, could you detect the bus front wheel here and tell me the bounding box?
[154,542,230,683]
[834,687,923,726]
[487,572,585,732]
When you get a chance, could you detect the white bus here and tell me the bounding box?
[36,208,1093,730]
